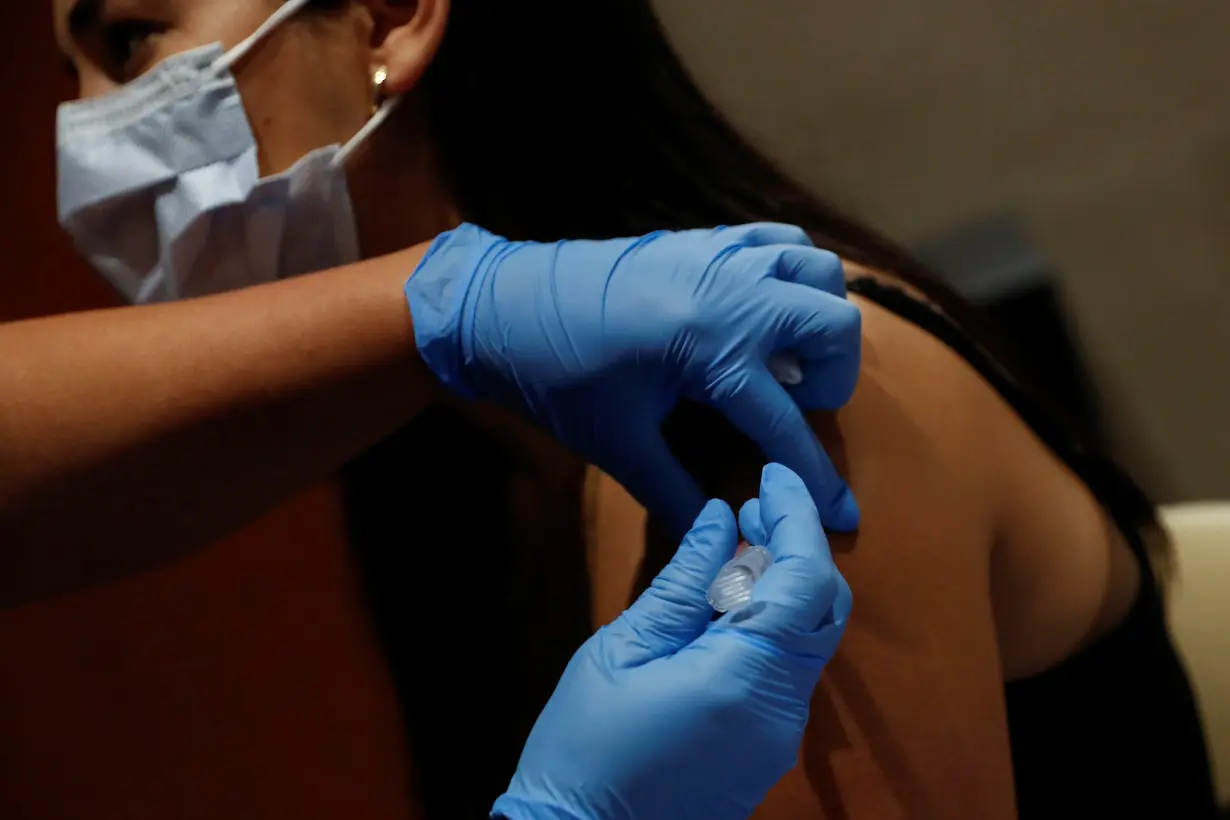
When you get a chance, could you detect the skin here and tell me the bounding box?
[56,0,459,253]
[1,0,467,607]
[37,1,1146,817]
[588,272,1143,818]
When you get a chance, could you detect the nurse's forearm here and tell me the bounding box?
[0,244,438,608]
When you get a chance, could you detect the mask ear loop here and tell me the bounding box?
[205,0,399,167]
[211,0,314,74]
[334,67,402,167]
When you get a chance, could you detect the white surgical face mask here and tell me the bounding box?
[56,0,397,303]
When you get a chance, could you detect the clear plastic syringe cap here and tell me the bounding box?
[707,545,773,613]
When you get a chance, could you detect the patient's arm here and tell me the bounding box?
[598,294,1023,818]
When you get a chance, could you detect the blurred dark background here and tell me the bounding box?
[657,0,1230,503]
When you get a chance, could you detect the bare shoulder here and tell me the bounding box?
[585,276,1128,818]
[753,282,1134,818]
[595,293,1027,817]
[827,285,1134,674]
[761,292,1018,819]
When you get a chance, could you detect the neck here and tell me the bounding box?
[348,109,463,259]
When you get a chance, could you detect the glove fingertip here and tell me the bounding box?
[780,246,845,294]
[832,575,853,626]
[823,485,861,533]
[697,497,734,524]
[761,461,806,491]
[681,499,737,556]
[737,498,765,544]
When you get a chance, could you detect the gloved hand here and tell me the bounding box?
[493,463,852,820]
[405,223,861,535]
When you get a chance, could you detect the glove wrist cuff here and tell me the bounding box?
[491,793,597,820]
[404,222,505,399]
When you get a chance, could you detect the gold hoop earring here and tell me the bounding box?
[371,65,389,115]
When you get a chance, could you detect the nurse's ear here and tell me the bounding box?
[367,0,450,96]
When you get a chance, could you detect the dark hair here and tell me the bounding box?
[425,2,907,259]
[421,0,1157,525]
[345,3,1161,818]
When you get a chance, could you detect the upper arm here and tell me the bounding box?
[636,295,1020,818]
[774,523,1014,818]
[782,473,1013,816]
[755,297,1016,819]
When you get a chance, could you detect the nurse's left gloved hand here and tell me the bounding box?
[405,223,861,537]
[493,463,852,820]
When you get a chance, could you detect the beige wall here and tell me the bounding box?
[656,0,1230,501]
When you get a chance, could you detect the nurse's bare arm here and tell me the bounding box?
[0,244,438,608]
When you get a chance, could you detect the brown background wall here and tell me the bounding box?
[0,6,412,818]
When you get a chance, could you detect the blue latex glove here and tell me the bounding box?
[405,223,861,535]
[493,463,852,820]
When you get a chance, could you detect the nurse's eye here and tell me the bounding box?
[101,19,165,77]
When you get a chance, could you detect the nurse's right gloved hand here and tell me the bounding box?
[492,463,852,820]
[405,223,862,535]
